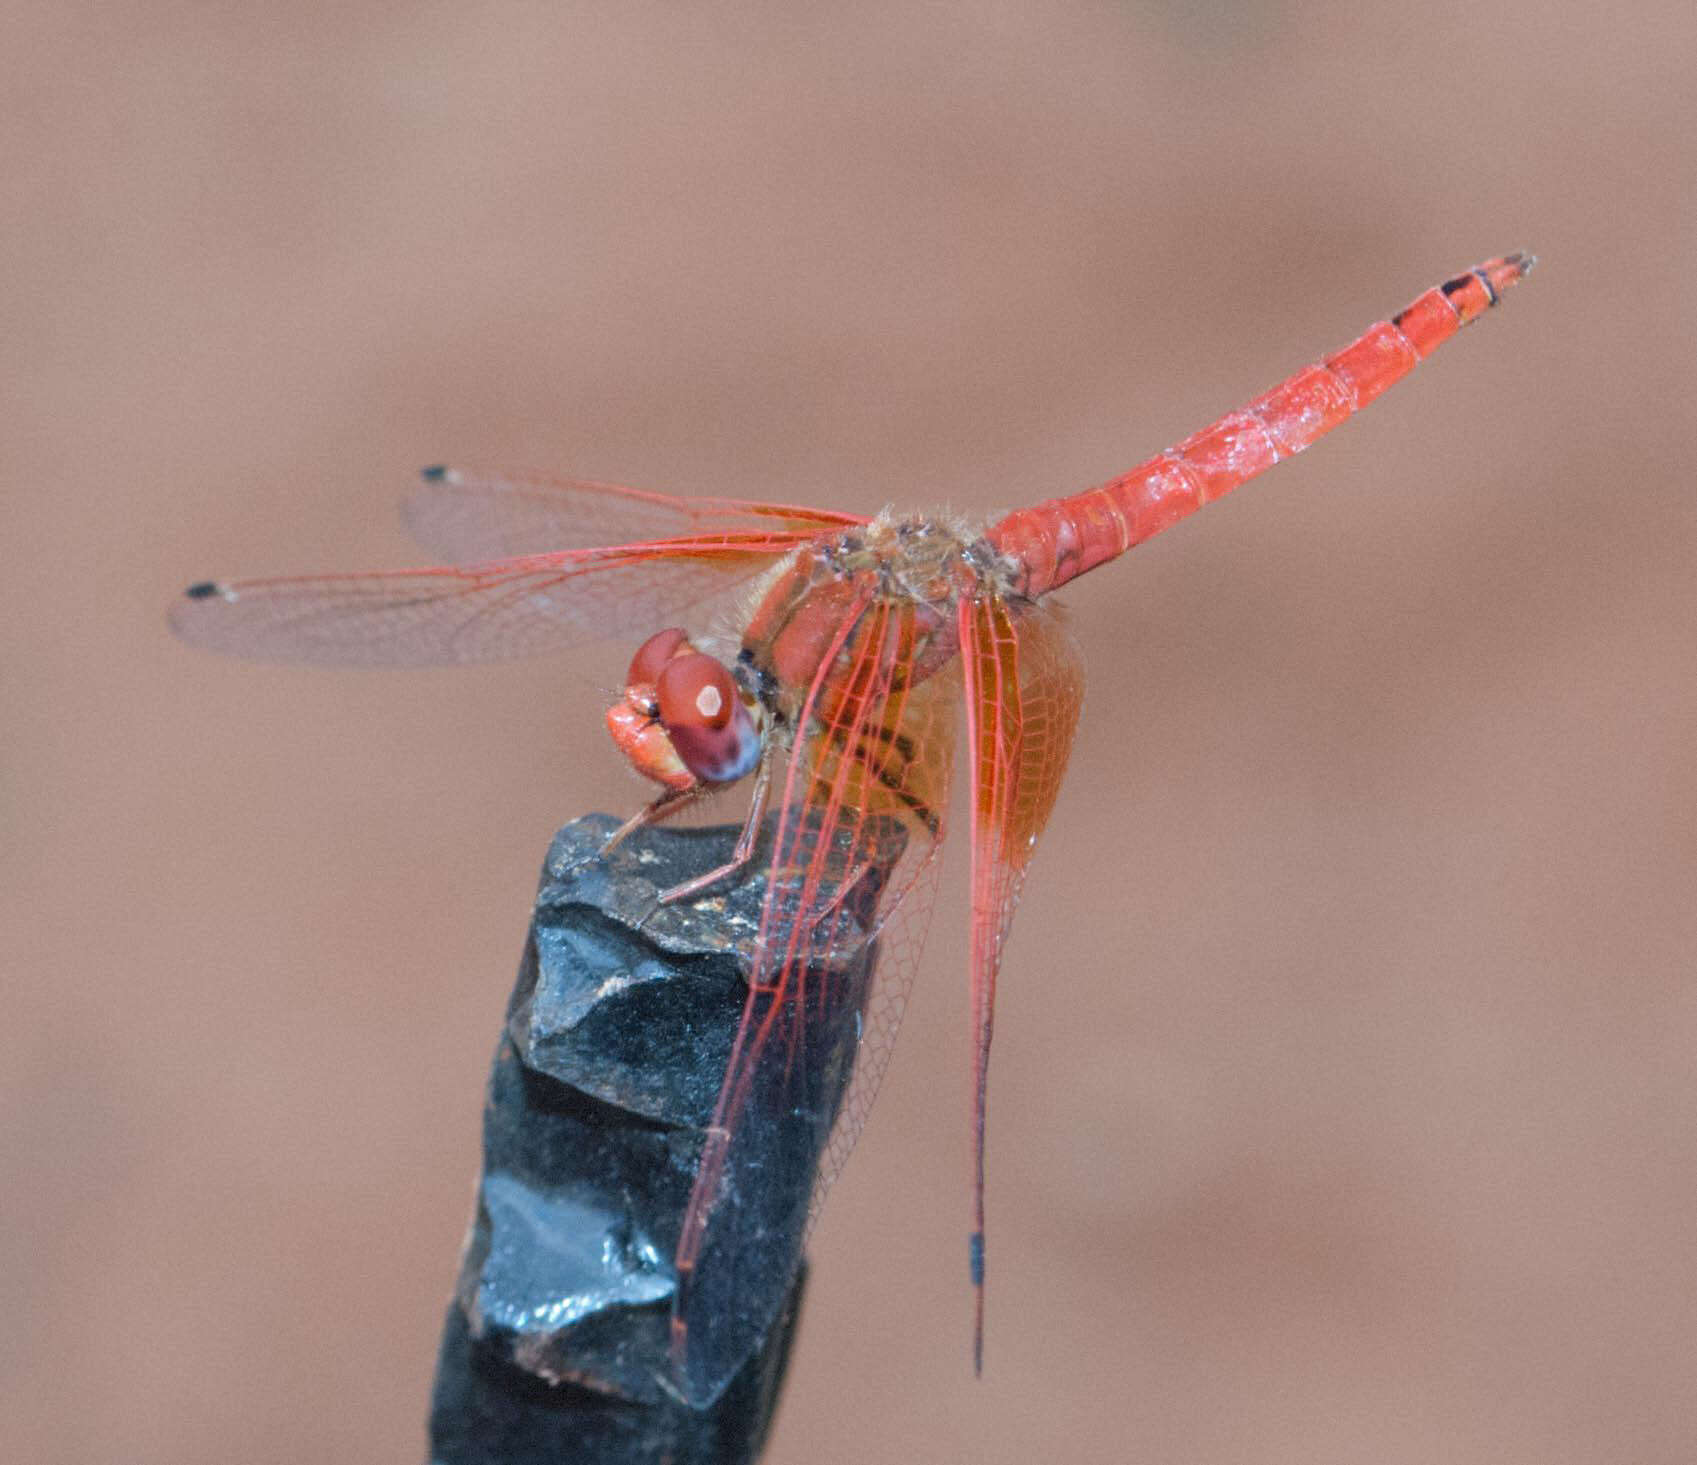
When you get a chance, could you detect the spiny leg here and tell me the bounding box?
[656,749,775,904]
[598,784,706,862]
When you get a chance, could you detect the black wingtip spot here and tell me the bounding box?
[184,580,221,600]
[420,464,450,482]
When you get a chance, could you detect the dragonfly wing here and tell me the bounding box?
[169,537,807,666]
[403,465,869,562]
[666,584,961,1407]
[957,594,1085,1368]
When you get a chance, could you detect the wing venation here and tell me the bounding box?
[404,465,867,562]
[169,538,809,666]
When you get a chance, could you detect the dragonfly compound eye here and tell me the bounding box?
[656,652,762,784]
[626,626,693,689]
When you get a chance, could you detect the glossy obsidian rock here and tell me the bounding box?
[429,813,890,1463]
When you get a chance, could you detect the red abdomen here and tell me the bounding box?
[988,252,1534,598]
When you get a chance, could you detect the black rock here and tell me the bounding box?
[429,812,896,1463]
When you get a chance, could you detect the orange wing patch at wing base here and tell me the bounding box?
[957,593,1085,1371]
[403,464,868,563]
[665,585,962,1408]
[169,535,818,667]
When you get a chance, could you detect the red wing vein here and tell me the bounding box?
[171,539,807,666]
[405,466,868,561]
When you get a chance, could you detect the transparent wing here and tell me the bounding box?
[666,582,961,1407]
[169,535,813,667]
[403,464,869,563]
[957,594,1084,1367]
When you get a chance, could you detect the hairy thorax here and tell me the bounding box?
[734,511,1017,726]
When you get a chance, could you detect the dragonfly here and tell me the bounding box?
[172,252,1533,1403]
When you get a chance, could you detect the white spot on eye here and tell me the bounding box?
[695,685,723,719]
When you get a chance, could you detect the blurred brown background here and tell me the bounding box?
[5,3,1695,1462]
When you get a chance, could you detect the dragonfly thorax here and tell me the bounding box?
[734,512,1011,716]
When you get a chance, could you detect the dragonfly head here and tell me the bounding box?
[606,628,763,790]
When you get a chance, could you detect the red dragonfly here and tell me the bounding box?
[173,252,1533,1401]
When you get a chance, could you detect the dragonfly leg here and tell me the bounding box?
[656,753,773,905]
[596,784,705,864]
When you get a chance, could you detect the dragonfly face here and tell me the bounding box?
[606,627,764,792]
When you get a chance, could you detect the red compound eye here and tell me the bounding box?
[657,653,735,730]
[655,652,761,783]
[626,627,691,689]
